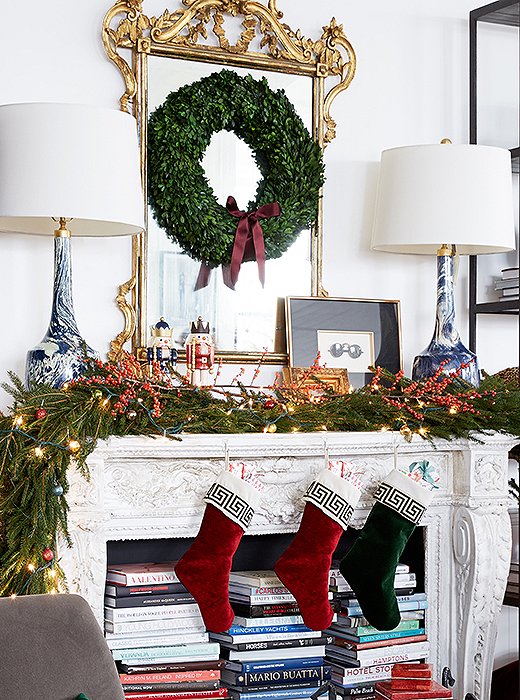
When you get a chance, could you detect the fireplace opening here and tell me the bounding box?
[106,526,425,591]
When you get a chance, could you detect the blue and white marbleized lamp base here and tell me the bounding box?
[412,246,480,387]
[25,222,99,388]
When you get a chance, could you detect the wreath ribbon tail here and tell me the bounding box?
[222,264,234,290]
[251,218,266,287]
[253,201,280,287]
[194,263,212,291]
[229,217,252,290]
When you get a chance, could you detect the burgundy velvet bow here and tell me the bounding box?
[194,196,281,291]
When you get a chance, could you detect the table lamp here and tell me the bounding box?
[371,142,515,386]
[0,103,144,388]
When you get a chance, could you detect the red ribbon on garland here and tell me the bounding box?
[194,196,281,291]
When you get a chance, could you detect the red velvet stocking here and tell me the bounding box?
[275,502,344,631]
[175,504,244,633]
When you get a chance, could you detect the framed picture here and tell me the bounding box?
[286,296,402,387]
[282,367,350,397]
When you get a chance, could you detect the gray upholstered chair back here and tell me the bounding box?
[0,593,124,700]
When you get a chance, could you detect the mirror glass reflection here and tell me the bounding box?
[146,57,313,352]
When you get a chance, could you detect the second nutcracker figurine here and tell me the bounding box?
[185,316,215,387]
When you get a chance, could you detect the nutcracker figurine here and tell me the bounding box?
[185,316,215,387]
[146,317,178,373]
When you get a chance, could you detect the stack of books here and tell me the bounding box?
[325,564,429,698]
[105,561,227,699]
[495,267,519,301]
[210,570,334,700]
[374,663,453,699]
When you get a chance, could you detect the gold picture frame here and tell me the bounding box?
[282,366,350,396]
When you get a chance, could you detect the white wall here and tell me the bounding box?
[0,0,518,664]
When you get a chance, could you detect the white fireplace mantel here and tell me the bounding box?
[60,431,515,700]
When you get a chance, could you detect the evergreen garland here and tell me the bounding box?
[147,70,325,267]
[1,354,519,596]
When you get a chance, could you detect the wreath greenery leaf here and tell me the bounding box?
[148,69,325,268]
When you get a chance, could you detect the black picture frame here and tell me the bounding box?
[286,296,402,388]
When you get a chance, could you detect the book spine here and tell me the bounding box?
[228,688,317,700]
[227,657,325,673]
[119,654,221,665]
[342,601,427,616]
[336,620,420,636]
[337,610,424,627]
[118,660,224,674]
[107,632,209,649]
[105,593,195,608]
[106,582,187,598]
[342,643,430,666]
[231,603,302,617]
[230,576,282,587]
[361,628,425,643]
[331,575,416,591]
[228,635,333,651]
[106,625,206,639]
[230,586,291,595]
[105,618,205,634]
[113,642,220,661]
[228,666,331,686]
[106,603,202,621]
[120,670,220,683]
[227,624,312,635]
[219,630,321,644]
[108,572,180,586]
[122,681,219,692]
[227,680,320,693]
[333,683,376,696]
[333,634,427,651]
[331,565,407,578]
[233,594,297,604]
[233,614,305,627]
[332,663,394,682]
[339,594,426,611]
[333,628,425,644]
[123,690,228,700]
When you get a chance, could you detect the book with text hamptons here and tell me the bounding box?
[326,562,429,696]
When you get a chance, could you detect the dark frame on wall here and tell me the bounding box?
[286,296,402,388]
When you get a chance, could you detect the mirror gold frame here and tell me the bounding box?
[102,0,356,364]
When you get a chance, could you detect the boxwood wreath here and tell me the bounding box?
[147,69,325,269]
[1,352,520,597]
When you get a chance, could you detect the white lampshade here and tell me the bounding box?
[0,102,144,236]
[371,143,515,255]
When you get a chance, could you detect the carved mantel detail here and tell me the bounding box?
[59,431,515,700]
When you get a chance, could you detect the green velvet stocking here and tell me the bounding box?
[339,501,416,631]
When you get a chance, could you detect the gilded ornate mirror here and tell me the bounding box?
[103,0,355,363]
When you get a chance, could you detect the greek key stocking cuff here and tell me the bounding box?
[303,469,361,530]
[375,469,434,525]
[204,470,262,531]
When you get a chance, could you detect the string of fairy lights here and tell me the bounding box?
[0,354,513,596]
